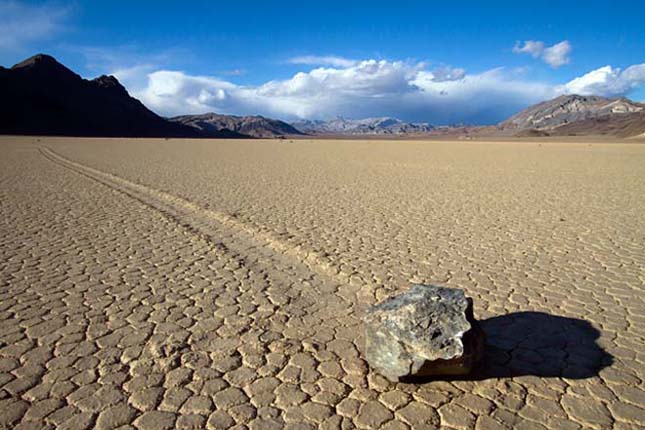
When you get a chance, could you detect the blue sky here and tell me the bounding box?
[1,0,645,124]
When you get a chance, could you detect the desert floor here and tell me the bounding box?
[1,136,643,430]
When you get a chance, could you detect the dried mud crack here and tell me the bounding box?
[0,138,643,430]
[39,147,363,293]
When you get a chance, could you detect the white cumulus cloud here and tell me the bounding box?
[512,40,545,58]
[121,59,558,124]
[113,57,645,124]
[427,66,466,82]
[134,70,237,116]
[542,41,572,68]
[513,40,571,68]
[560,64,645,97]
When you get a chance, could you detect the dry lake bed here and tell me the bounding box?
[1,136,644,430]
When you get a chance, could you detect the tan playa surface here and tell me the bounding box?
[1,136,644,430]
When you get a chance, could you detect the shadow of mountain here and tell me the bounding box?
[470,311,614,380]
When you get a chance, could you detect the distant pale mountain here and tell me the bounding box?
[291,117,434,135]
[0,54,246,138]
[171,113,304,138]
[499,94,645,137]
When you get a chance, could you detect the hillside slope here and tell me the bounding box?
[0,54,245,138]
[499,94,644,136]
[172,113,303,138]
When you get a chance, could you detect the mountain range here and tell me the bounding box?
[291,117,434,135]
[171,113,303,138]
[1,54,644,139]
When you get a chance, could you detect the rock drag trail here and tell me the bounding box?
[1,137,644,430]
[39,147,359,294]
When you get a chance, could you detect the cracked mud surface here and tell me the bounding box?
[1,136,644,429]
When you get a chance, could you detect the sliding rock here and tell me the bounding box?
[363,284,484,381]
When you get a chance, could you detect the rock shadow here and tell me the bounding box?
[472,311,613,380]
[403,311,613,383]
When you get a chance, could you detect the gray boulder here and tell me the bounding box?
[363,285,484,381]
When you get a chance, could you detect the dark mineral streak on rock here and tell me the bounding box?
[363,285,485,381]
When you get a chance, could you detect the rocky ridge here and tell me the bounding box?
[172,113,304,138]
[499,94,645,136]
[291,117,434,135]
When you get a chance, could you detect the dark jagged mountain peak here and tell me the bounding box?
[92,74,129,95]
[93,74,122,87]
[9,53,81,83]
[12,53,63,70]
[0,53,248,138]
